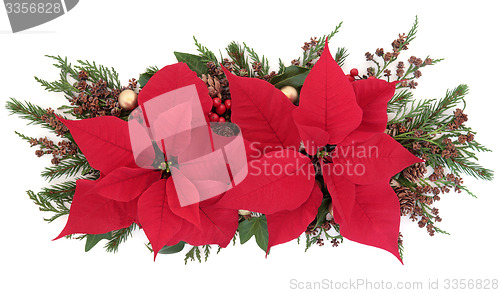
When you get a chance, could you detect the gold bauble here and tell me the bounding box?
[118,89,138,110]
[280,86,298,103]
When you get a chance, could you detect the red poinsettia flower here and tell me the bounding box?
[215,41,421,262]
[54,63,238,257]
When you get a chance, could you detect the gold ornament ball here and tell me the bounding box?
[280,86,298,103]
[118,89,138,110]
[238,209,252,216]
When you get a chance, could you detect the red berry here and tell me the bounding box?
[209,112,219,122]
[368,76,376,80]
[346,74,355,82]
[218,117,226,122]
[216,104,226,115]
[224,99,232,109]
[350,68,359,76]
[213,98,222,108]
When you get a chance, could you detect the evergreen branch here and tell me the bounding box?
[334,47,349,67]
[38,55,80,99]
[75,60,121,89]
[409,84,468,130]
[278,58,285,75]
[39,180,76,201]
[301,22,343,66]
[104,223,138,253]
[27,190,70,222]
[193,36,218,63]
[6,98,59,131]
[226,41,251,76]
[41,153,93,181]
[184,246,202,264]
[243,42,270,76]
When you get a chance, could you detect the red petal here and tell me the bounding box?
[164,205,238,249]
[323,174,403,263]
[166,176,201,228]
[346,79,397,142]
[293,41,362,154]
[138,180,237,257]
[214,150,315,214]
[90,167,160,202]
[266,182,323,251]
[137,179,183,257]
[55,178,138,240]
[222,67,301,153]
[58,116,137,174]
[332,133,423,185]
[138,63,212,117]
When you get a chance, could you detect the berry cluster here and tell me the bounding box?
[208,97,232,122]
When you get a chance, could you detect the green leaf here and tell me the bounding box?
[85,232,112,252]
[269,65,310,89]
[238,215,268,252]
[313,197,331,229]
[174,52,208,77]
[158,241,186,254]
[138,72,154,88]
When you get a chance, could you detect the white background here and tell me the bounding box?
[1,1,499,292]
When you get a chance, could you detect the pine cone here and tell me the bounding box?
[394,186,416,216]
[402,162,427,182]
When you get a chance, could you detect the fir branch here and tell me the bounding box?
[104,223,138,253]
[36,55,80,99]
[409,84,468,130]
[184,246,202,264]
[6,98,60,131]
[334,47,349,67]
[27,190,70,222]
[440,156,493,181]
[143,66,159,76]
[41,153,93,181]
[75,60,121,89]
[278,58,285,75]
[396,57,444,84]
[301,22,343,66]
[243,42,270,76]
[193,36,218,64]
[39,180,76,201]
[374,16,419,77]
[226,41,251,76]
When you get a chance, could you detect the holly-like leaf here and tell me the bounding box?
[55,178,138,240]
[214,149,315,214]
[85,232,112,252]
[238,215,268,252]
[269,65,310,89]
[158,241,186,254]
[322,174,403,263]
[266,182,323,252]
[222,67,301,153]
[174,52,208,77]
[58,116,137,175]
[138,72,154,88]
[292,40,362,154]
